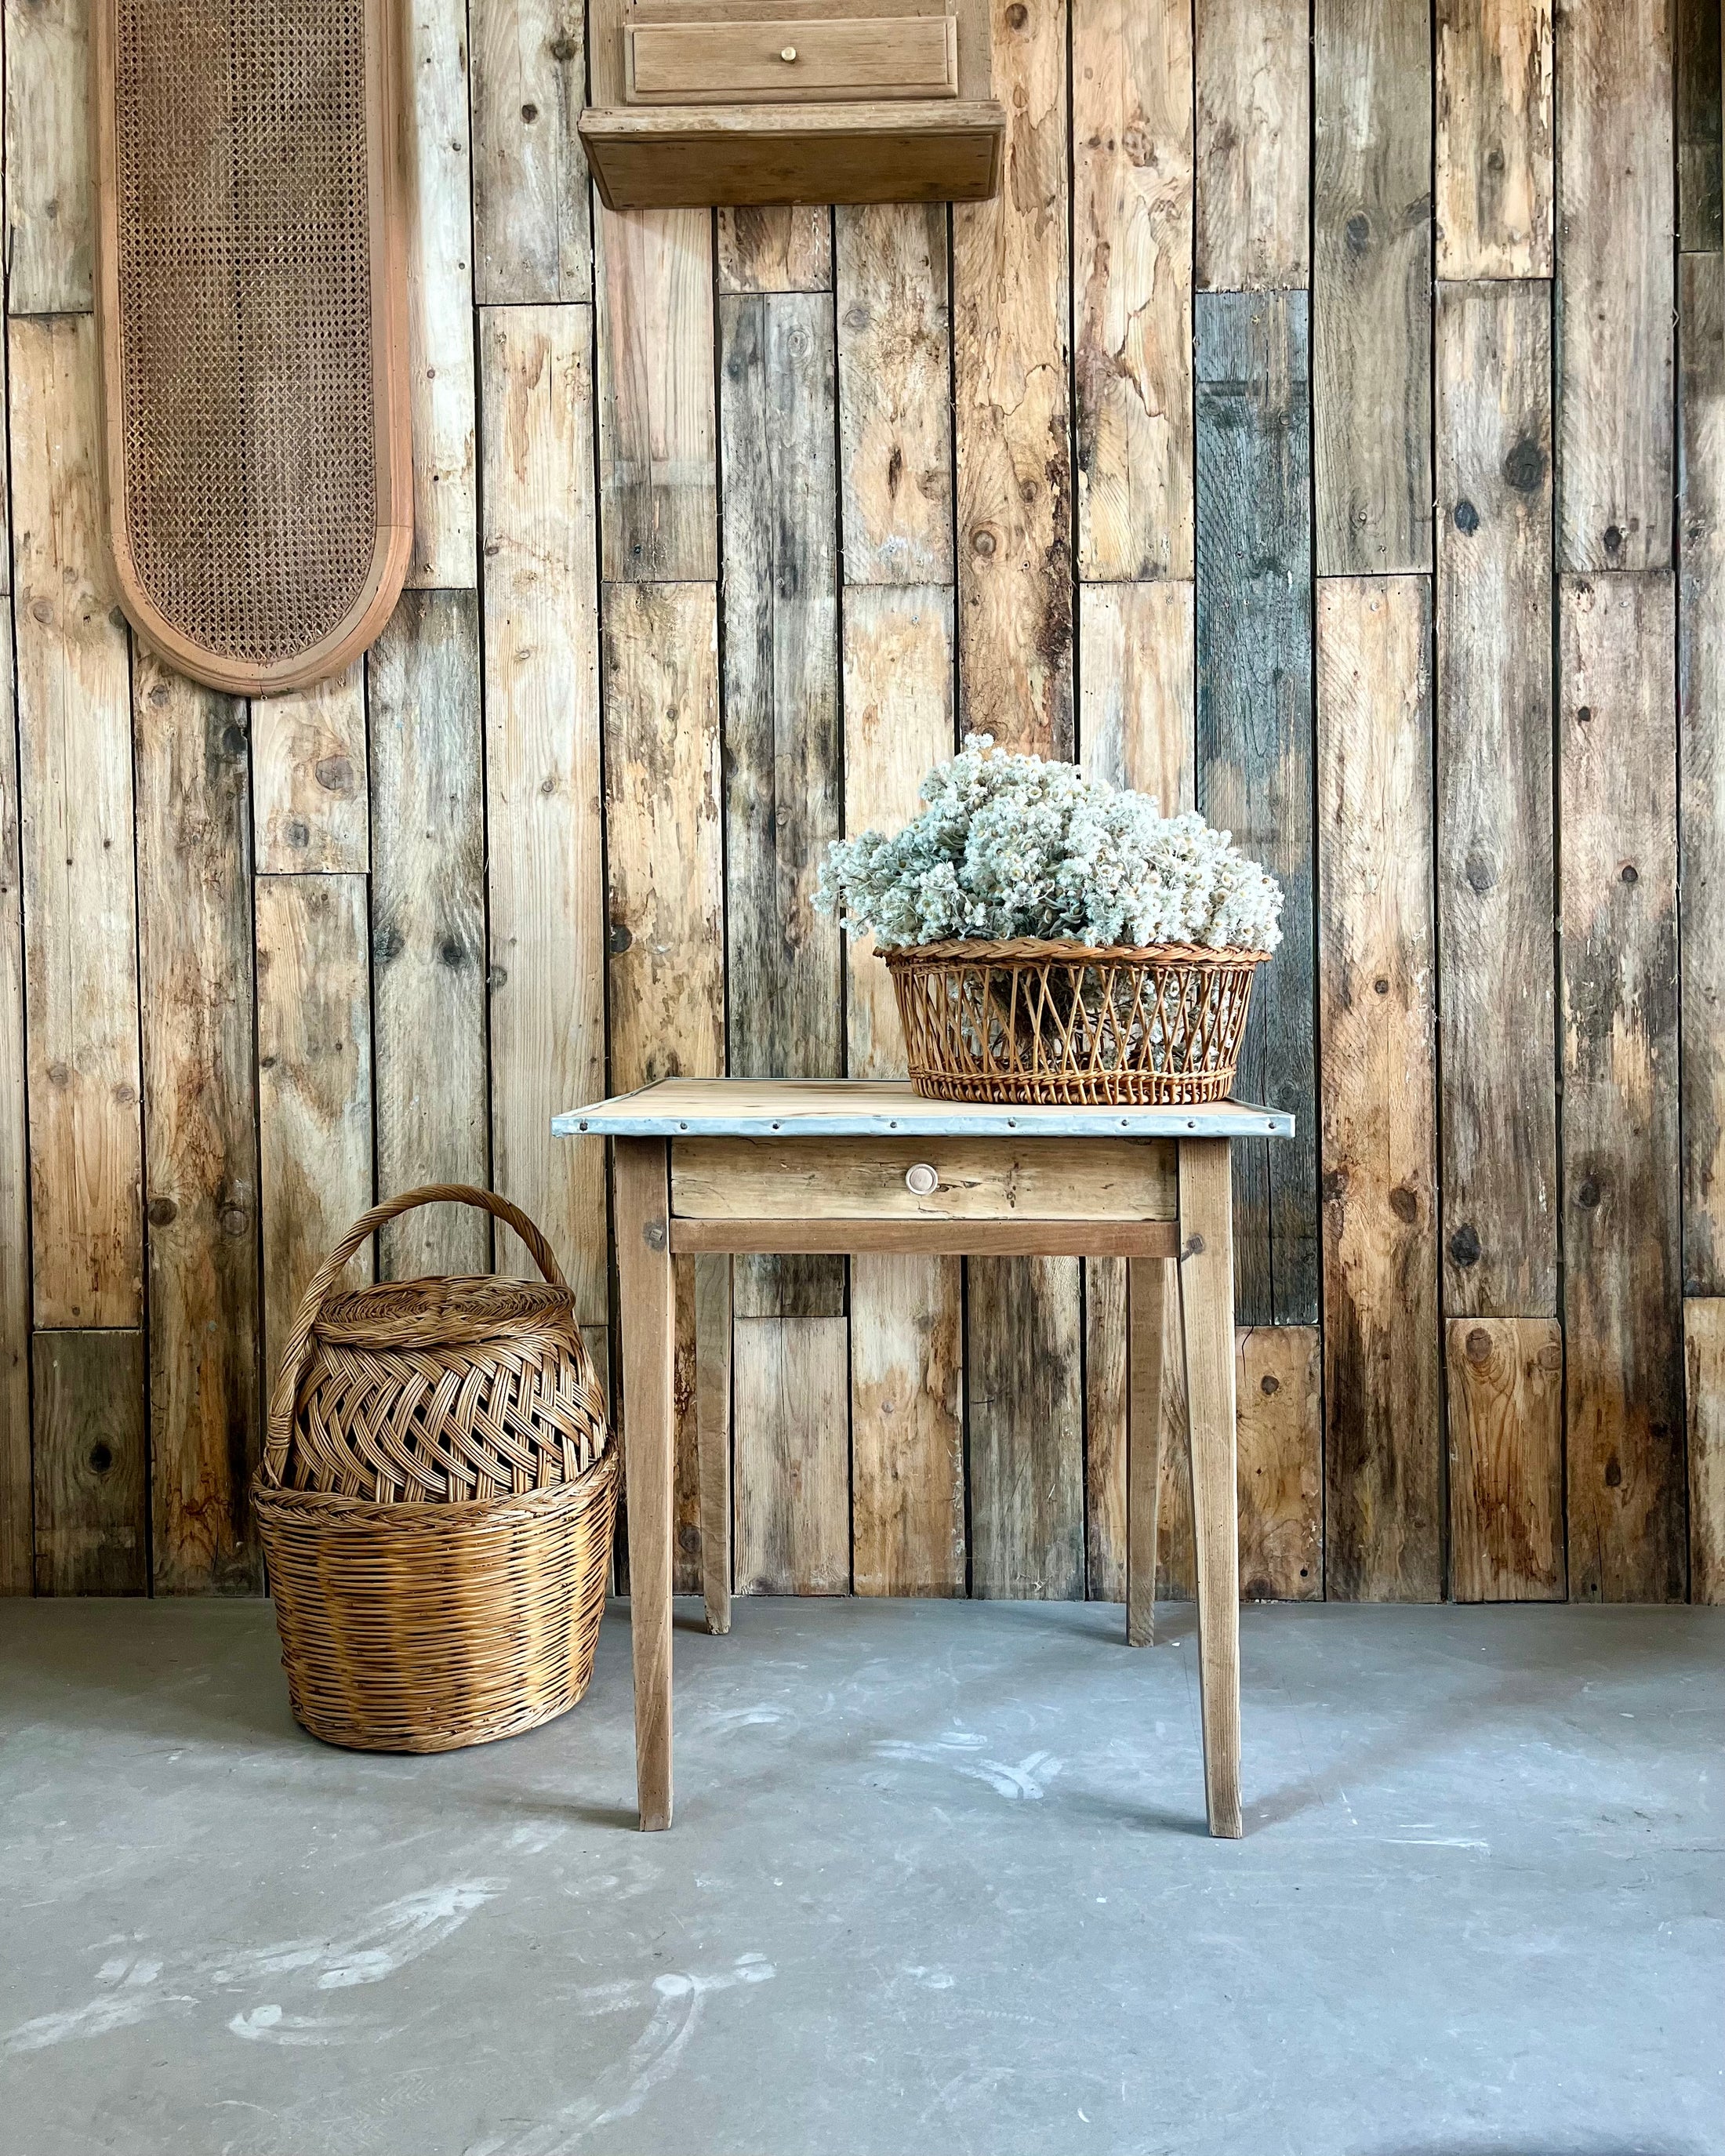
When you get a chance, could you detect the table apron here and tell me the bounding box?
[666,1217,1180,1257]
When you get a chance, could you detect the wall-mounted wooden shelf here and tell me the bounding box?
[580,0,1003,209]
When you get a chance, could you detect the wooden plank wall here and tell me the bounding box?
[2,0,1718,1606]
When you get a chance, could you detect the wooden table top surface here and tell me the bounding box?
[554,1079,1295,1141]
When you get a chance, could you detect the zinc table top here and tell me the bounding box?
[554,1078,1294,1142]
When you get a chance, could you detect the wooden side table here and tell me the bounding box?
[556,1080,1294,1839]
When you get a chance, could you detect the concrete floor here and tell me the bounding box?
[1,1596,1720,2156]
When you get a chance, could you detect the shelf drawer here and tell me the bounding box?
[626,15,958,103]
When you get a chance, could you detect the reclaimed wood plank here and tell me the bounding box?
[603,584,726,1098]
[835,205,953,586]
[133,655,261,1593]
[0,606,31,1593]
[841,584,964,1593]
[470,0,592,304]
[1317,575,1441,1602]
[1196,290,1316,1327]
[1436,0,1554,279]
[251,665,369,875]
[1143,1323,1321,1602]
[596,205,717,580]
[1194,0,1309,292]
[1687,1297,1725,1603]
[31,1330,147,1594]
[1073,0,1193,582]
[733,1315,851,1593]
[720,290,844,1319]
[1560,572,1686,1602]
[1556,0,1675,571]
[254,874,374,1392]
[969,1252,1084,1597]
[12,314,142,1330]
[369,592,488,1279]
[1079,575,1193,1599]
[1447,1315,1564,1599]
[1436,279,1557,1315]
[1313,0,1433,576]
[1676,0,1722,251]
[1078,580,1195,811]
[718,206,833,292]
[403,0,478,587]
[953,0,1073,753]
[1680,253,1725,1295]
[5,0,91,314]
[953,0,1079,1601]
[481,305,607,1318]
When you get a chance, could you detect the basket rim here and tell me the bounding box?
[881,938,1272,968]
[252,1439,617,1513]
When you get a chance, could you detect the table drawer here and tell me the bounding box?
[626,15,959,103]
[670,1136,1176,1221]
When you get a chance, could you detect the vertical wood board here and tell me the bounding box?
[134,656,262,1592]
[0,608,31,1592]
[1560,572,1685,1601]
[31,1330,147,1595]
[481,305,607,1316]
[12,314,143,1330]
[251,666,369,875]
[1318,574,1442,1602]
[1194,0,1310,292]
[1313,0,1434,576]
[369,591,489,1279]
[1687,1297,1725,1603]
[1195,290,1317,1327]
[470,0,592,304]
[1435,278,1557,1315]
[1073,0,1194,582]
[1435,0,1554,278]
[1447,1316,1564,1599]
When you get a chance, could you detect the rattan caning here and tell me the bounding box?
[885,939,1269,1105]
[253,1186,616,1754]
[92,0,412,696]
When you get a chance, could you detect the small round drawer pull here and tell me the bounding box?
[905,1163,939,1196]
[780,44,797,60]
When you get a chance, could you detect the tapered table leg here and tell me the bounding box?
[615,1138,676,1831]
[1177,1138,1242,1838]
[1126,1254,1171,1647]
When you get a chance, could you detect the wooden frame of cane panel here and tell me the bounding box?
[90,0,413,696]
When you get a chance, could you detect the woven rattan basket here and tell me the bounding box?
[885,938,1269,1105]
[253,1185,616,1754]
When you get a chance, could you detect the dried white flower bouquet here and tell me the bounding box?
[815,736,1283,954]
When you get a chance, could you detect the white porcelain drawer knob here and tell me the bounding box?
[905,1163,939,1196]
[780,44,797,60]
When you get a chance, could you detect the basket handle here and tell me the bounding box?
[262,1184,571,1483]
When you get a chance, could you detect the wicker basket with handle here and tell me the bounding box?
[252,1185,616,1755]
[885,938,1269,1105]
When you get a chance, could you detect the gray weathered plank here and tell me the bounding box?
[1313,0,1433,576]
[1560,572,1685,1602]
[369,592,489,1279]
[1555,0,1675,571]
[719,291,844,1320]
[1677,0,1723,251]
[1196,289,1317,1326]
[1436,279,1557,1316]
[717,207,833,293]
[969,1253,1085,1598]
[255,874,374,1392]
[1688,1297,1725,1603]
[133,655,262,1593]
[251,666,369,875]
[1681,253,1725,1296]
[470,0,592,304]
[5,0,91,314]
